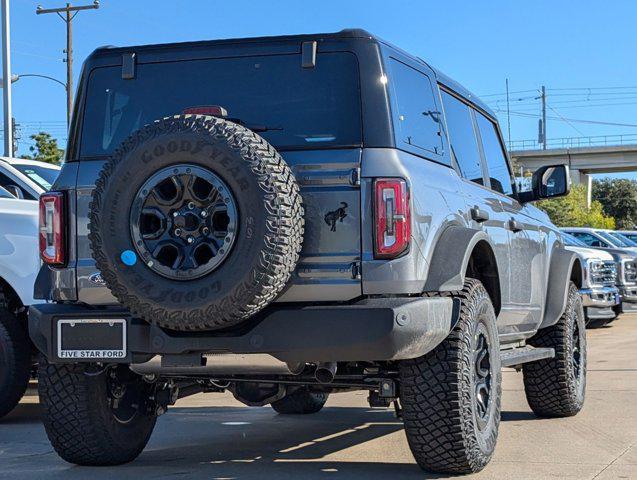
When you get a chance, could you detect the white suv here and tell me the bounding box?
[0,158,59,419]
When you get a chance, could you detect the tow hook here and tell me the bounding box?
[368,379,398,409]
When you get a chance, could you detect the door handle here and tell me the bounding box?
[508,219,524,232]
[470,207,489,223]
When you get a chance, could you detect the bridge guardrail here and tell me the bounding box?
[508,134,637,151]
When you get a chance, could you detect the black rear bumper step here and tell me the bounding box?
[29,296,457,364]
[500,346,555,368]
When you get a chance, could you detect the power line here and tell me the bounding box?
[547,104,585,136]
[491,108,637,128]
[481,85,637,98]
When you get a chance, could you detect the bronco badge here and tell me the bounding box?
[324,202,348,232]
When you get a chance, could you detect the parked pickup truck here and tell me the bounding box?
[562,227,637,312]
[0,158,60,420]
[561,232,620,327]
[30,30,586,474]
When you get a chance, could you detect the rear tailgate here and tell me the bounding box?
[75,149,363,304]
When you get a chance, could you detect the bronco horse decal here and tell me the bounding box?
[324,202,348,232]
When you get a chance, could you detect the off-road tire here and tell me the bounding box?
[0,308,30,420]
[89,115,304,331]
[523,282,586,417]
[38,361,157,466]
[271,388,328,414]
[399,279,502,474]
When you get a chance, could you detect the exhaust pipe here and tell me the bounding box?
[314,362,337,384]
[131,354,303,377]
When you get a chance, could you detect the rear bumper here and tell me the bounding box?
[29,296,456,364]
[580,286,620,308]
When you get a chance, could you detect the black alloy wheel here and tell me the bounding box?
[130,164,238,280]
[473,326,493,430]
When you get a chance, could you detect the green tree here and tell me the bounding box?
[20,132,64,165]
[537,184,615,229]
[592,178,637,229]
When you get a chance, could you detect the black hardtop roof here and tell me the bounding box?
[90,28,495,118]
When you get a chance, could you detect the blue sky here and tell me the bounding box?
[2,0,637,175]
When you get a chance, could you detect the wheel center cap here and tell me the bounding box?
[175,212,200,231]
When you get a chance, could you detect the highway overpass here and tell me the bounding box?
[509,137,637,207]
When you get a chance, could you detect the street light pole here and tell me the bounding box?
[36,1,99,127]
[1,0,12,157]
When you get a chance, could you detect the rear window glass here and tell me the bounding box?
[80,53,362,157]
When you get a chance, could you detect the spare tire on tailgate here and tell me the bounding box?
[88,115,304,331]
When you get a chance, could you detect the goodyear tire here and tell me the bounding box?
[0,307,30,420]
[399,279,501,474]
[89,115,304,331]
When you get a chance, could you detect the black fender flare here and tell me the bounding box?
[540,247,578,329]
[423,226,497,292]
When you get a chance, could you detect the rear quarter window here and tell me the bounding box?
[387,58,445,162]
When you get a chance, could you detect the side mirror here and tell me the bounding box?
[4,185,24,199]
[518,164,570,203]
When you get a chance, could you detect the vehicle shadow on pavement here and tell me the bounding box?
[1,403,539,479]
[131,405,437,479]
[0,402,42,425]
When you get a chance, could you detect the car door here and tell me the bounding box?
[473,108,545,335]
[439,89,513,329]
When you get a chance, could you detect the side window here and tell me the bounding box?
[388,58,445,159]
[570,232,608,248]
[0,186,14,199]
[475,112,513,195]
[441,91,484,185]
[0,171,33,200]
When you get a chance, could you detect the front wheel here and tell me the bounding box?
[0,309,31,420]
[38,362,158,465]
[399,279,501,474]
[523,281,586,417]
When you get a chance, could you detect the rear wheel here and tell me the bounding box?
[0,308,30,420]
[399,279,501,474]
[523,282,586,417]
[38,362,158,465]
[271,387,328,414]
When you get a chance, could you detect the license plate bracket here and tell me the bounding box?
[57,318,127,360]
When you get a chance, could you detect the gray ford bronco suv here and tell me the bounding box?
[30,30,586,474]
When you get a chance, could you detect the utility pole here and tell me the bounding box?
[1,0,12,157]
[541,85,547,150]
[36,1,99,127]
[505,78,511,148]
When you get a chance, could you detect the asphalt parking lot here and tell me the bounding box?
[2,315,636,480]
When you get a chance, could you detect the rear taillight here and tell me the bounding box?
[39,192,65,266]
[374,178,410,259]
